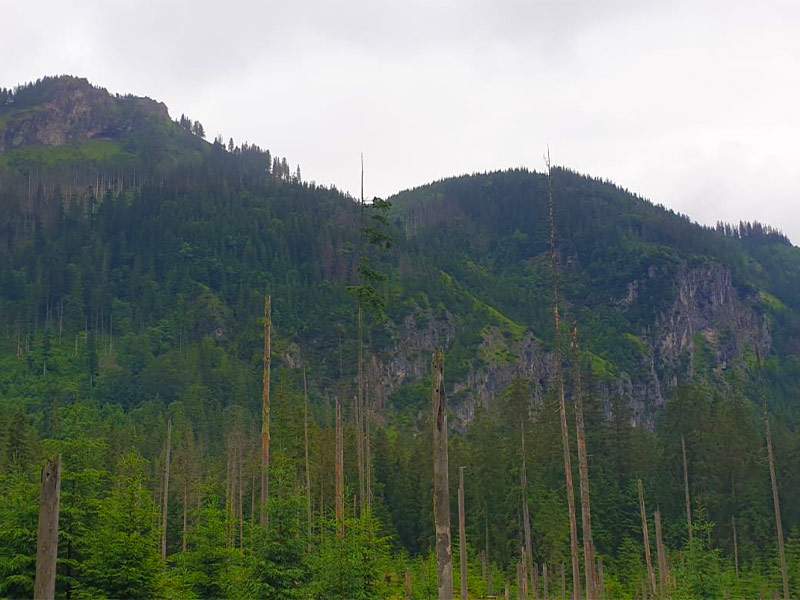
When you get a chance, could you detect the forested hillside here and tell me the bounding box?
[2,76,800,599]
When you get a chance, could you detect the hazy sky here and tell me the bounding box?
[3,0,799,241]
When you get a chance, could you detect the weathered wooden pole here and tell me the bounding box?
[335,395,344,538]
[764,403,789,600]
[303,368,312,537]
[161,418,172,560]
[637,479,656,597]
[571,326,596,599]
[546,149,581,600]
[681,435,693,544]
[654,509,668,595]
[432,350,454,599]
[260,295,271,527]
[34,456,61,600]
[458,466,468,600]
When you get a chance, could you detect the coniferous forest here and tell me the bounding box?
[2,76,800,599]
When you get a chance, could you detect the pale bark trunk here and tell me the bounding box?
[732,515,739,579]
[260,295,271,527]
[458,467,468,600]
[765,405,789,600]
[571,326,596,599]
[34,456,61,600]
[681,435,693,544]
[432,350,454,599]
[161,419,172,560]
[547,151,581,600]
[304,368,312,537]
[521,427,538,599]
[335,395,345,537]
[637,479,656,597]
[654,509,668,595]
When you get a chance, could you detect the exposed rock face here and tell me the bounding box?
[0,76,169,152]
[375,262,771,430]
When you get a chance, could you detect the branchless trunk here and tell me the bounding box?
[765,402,789,600]
[304,368,312,537]
[732,515,739,579]
[34,456,61,600]
[681,435,693,544]
[161,419,172,560]
[458,467,468,600]
[637,479,656,597]
[521,426,538,599]
[571,326,596,599]
[486,516,494,595]
[432,350,454,599]
[654,509,668,595]
[183,480,188,553]
[546,150,581,600]
[260,295,271,527]
[365,376,372,514]
[597,558,605,600]
[356,307,366,514]
[542,563,548,600]
[335,395,345,538]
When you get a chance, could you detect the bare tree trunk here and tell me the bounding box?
[518,554,528,599]
[304,368,312,537]
[405,571,413,599]
[356,307,366,514]
[432,350,454,599]
[732,515,739,579]
[335,395,345,538]
[654,509,668,595]
[260,295,271,527]
[765,404,789,600]
[546,150,581,600]
[521,427,538,599]
[486,517,494,595]
[571,326,596,599]
[681,435,693,545]
[542,563,548,600]
[161,419,172,560]
[238,445,244,549]
[365,377,372,514]
[597,558,605,600]
[637,480,656,597]
[182,480,188,553]
[35,456,61,600]
[458,467,468,600]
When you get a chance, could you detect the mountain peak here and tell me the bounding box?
[0,75,170,153]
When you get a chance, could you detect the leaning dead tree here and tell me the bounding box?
[764,400,789,600]
[571,326,596,599]
[260,295,272,527]
[34,456,61,600]
[681,435,693,544]
[637,479,656,597]
[546,150,581,600]
[458,466,468,600]
[432,350,454,599]
[161,418,172,560]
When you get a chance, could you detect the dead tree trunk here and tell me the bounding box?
[732,515,739,579]
[365,377,372,514]
[546,149,582,600]
[335,395,345,538]
[654,509,668,595]
[521,427,538,599]
[765,403,789,600]
[637,480,656,597]
[458,467,468,600]
[161,418,172,560]
[34,456,61,600]
[182,480,188,553]
[571,326,596,599]
[486,516,494,595]
[304,368,312,537]
[260,295,271,527]
[356,307,366,514]
[432,350,454,599]
[681,435,693,545]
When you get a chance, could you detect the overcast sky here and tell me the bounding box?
[3,0,799,241]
